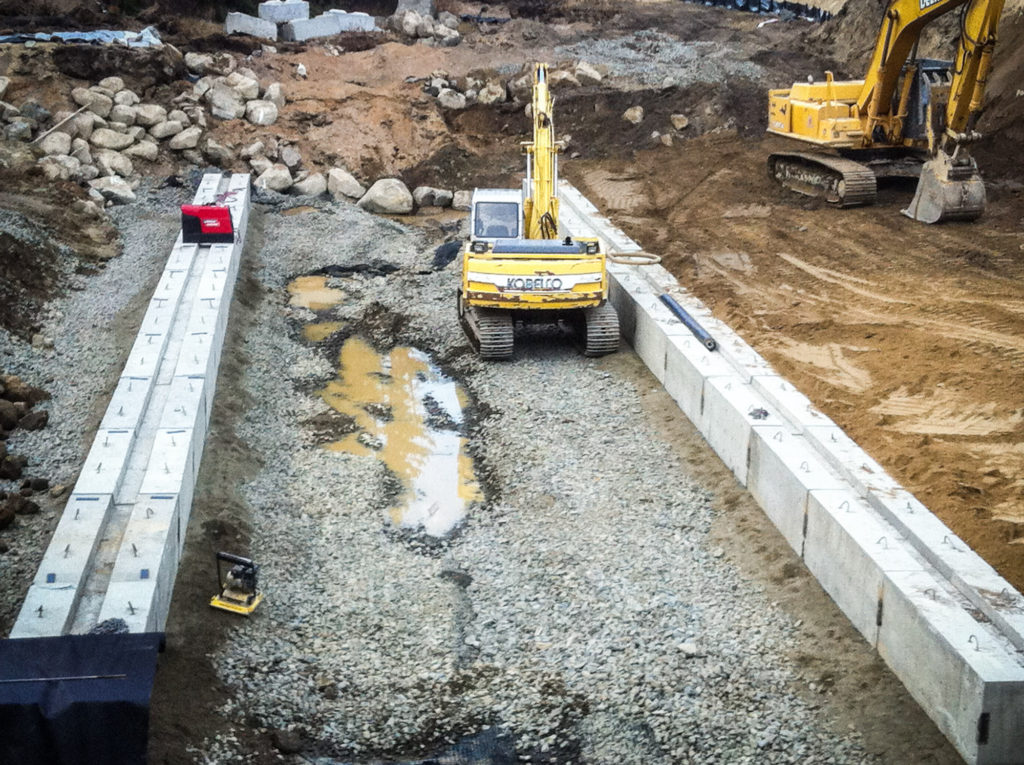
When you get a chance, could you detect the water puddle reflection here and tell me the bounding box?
[319,337,482,537]
[288,275,345,311]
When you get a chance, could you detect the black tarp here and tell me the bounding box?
[0,633,163,765]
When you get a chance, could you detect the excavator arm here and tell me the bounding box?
[522,63,561,240]
[858,0,1004,147]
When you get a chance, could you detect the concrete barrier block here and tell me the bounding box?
[629,291,693,384]
[608,274,640,343]
[752,373,838,432]
[75,429,135,495]
[122,327,170,379]
[174,330,217,378]
[805,489,923,644]
[139,428,195,497]
[804,423,902,497]
[98,580,158,633]
[663,335,734,425]
[698,376,786,484]
[327,10,377,31]
[878,569,1024,765]
[226,11,278,39]
[258,0,309,23]
[9,587,78,638]
[281,13,342,41]
[713,329,774,383]
[747,427,848,554]
[100,375,154,433]
[164,375,208,432]
[867,487,1024,653]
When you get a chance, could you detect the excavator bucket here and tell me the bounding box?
[902,151,985,224]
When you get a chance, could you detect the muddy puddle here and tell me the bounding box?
[287,275,482,537]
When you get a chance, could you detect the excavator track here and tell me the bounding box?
[768,152,877,207]
[458,293,514,359]
[581,302,620,357]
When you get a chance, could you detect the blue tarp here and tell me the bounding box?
[0,632,163,765]
[0,25,162,47]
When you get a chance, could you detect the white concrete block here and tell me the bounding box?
[258,0,309,23]
[747,428,848,555]
[629,291,693,384]
[878,569,1024,765]
[281,13,342,41]
[164,375,209,432]
[100,375,154,433]
[98,580,159,633]
[75,429,135,495]
[327,10,377,31]
[226,11,278,39]
[174,330,217,379]
[122,327,170,379]
[663,335,734,425]
[805,423,902,497]
[805,489,923,644]
[752,373,838,432]
[139,428,195,497]
[699,376,789,484]
[9,587,78,638]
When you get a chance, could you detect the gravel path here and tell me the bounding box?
[190,197,875,763]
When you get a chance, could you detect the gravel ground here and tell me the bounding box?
[555,31,767,88]
[0,181,192,635]
[187,197,876,763]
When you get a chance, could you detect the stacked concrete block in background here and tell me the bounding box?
[227,1,378,42]
[258,0,310,23]
[226,11,278,40]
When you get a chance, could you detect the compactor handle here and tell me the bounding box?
[217,552,255,567]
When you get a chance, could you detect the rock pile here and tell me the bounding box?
[385,8,462,47]
[7,73,216,205]
[0,374,49,496]
[186,52,284,131]
[420,60,605,111]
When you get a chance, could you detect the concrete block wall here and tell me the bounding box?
[226,11,278,40]
[12,174,250,640]
[558,182,1024,765]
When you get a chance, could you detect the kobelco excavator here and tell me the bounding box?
[766,0,1005,222]
[458,63,619,359]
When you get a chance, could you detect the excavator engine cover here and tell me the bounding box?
[902,152,985,223]
[181,204,235,244]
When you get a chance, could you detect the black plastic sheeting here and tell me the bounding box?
[695,0,833,22]
[0,632,163,765]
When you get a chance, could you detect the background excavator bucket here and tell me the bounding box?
[903,152,986,223]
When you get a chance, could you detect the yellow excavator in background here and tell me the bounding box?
[458,63,619,359]
[766,0,1005,222]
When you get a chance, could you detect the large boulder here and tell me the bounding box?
[149,120,183,140]
[109,104,137,125]
[94,149,133,177]
[245,100,278,126]
[437,88,466,110]
[477,82,506,105]
[264,82,285,110]
[185,51,235,77]
[203,138,235,166]
[208,83,246,120]
[89,175,136,204]
[434,25,461,47]
[90,127,135,151]
[38,131,72,156]
[327,167,366,200]
[38,154,81,181]
[254,163,293,192]
[71,87,113,118]
[124,140,159,162]
[413,186,453,208]
[357,179,413,214]
[227,72,260,101]
[292,172,327,196]
[168,126,202,150]
[98,76,125,93]
[134,103,166,128]
[114,89,140,106]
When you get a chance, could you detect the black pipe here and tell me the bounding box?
[659,294,718,351]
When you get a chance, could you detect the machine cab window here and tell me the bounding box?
[474,201,520,238]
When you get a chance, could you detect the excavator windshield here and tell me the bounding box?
[474,201,520,238]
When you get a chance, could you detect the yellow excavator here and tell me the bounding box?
[766,0,1004,222]
[458,63,619,359]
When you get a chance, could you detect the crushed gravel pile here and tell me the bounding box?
[196,198,875,763]
[556,30,767,88]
